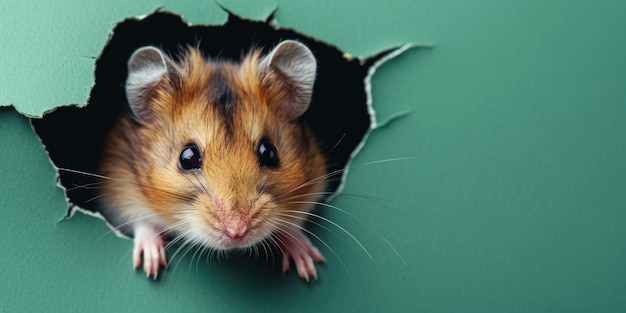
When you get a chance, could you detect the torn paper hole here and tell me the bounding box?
[29,8,418,280]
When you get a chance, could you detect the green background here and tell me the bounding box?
[1,0,625,312]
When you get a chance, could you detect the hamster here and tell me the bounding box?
[98,40,327,281]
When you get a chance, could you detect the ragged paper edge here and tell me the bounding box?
[330,42,432,200]
[20,7,426,243]
[22,8,258,240]
[24,117,129,241]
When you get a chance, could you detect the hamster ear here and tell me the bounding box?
[259,40,317,120]
[125,46,175,124]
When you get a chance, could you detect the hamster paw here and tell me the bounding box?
[279,228,326,282]
[132,224,167,279]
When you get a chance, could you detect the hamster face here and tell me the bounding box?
[100,44,326,252]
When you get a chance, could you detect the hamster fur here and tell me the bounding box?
[99,40,327,281]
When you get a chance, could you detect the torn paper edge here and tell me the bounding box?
[26,118,131,240]
[21,7,426,244]
[330,43,428,200]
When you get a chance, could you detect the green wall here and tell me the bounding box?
[1,0,625,312]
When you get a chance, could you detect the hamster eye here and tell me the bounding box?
[179,143,202,171]
[258,138,279,168]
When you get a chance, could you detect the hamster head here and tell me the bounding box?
[103,41,326,250]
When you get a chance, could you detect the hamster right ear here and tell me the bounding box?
[258,40,317,120]
[125,46,175,124]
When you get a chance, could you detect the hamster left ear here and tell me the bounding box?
[126,46,178,124]
[259,40,317,120]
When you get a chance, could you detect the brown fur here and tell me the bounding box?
[100,48,326,249]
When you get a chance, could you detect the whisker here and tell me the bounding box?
[274,212,339,239]
[164,229,195,266]
[269,236,280,269]
[191,239,207,278]
[273,212,369,261]
[58,167,202,205]
[194,175,212,199]
[157,220,192,241]
[56,167,111,180]
[268,230,287,249]
[273,157,413,203]
[352,157,415,168]
[273,217,350,277]
[277,210,372,260]
[288,200,406,266]
[84,192,113,204]
[165,227,196,257]
[92,212,172,242]
[267,234,282,269]
[173,234,203,275]
[253,244,259,260]
[378,234,407,266]
[272,168,346,202]
[205,246,215,269]
[280,191,413,220]
[325,133,346,155]
[181,173,211,201]
[258,239,272,268]
[265,220,306,255]
[67,181,106,192]
[169,238,191,275]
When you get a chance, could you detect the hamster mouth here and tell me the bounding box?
[215,229,262,250]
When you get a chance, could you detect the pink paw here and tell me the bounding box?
[279,228,325,282]
[133,224,167,279]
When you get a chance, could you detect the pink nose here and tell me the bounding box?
[224,222,248,239]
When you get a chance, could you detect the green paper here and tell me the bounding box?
[2,1,626,312]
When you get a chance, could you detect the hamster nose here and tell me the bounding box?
[223,220,248,239]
